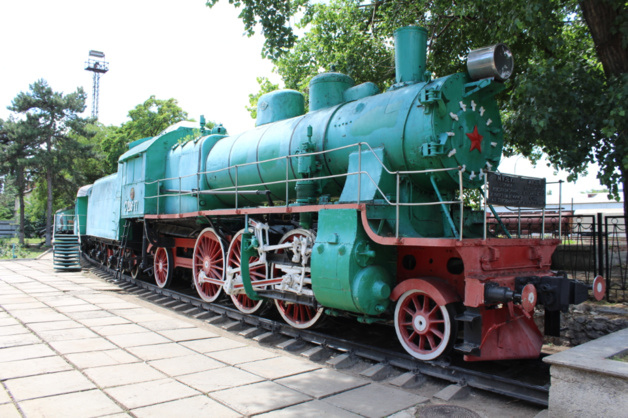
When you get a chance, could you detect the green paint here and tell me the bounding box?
[311,209,395,316]
[239,231,262,301]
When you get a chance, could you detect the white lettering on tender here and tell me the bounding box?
[124,200,139,213]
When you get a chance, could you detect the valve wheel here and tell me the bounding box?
[153,247,173,289]
[273,229,323,329]
[227,229,267,314]
[193,228,225,302]
[394,289,455,361]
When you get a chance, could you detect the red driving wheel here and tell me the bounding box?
[394,289,455,361]
[192,228,225,302]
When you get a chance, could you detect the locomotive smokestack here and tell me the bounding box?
[394,26,428,84]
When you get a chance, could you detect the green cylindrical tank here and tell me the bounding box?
[309,72,355,111]
[394,26,428,84]
[256,90,305,126]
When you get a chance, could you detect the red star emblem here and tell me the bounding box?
[466,125,483,152]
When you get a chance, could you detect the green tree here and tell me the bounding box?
[246,77,280,119]
[0,178,16,221]
[0,119,16,222]
[124,95,190,138]
[9,79,91,246]
[0,116,39,244]
[100,96,189,173]
[69,123,112,186]
[206,0,308,59]
[217,0,628,218]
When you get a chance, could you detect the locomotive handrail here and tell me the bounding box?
[144,141,468,240]
[145,141,461,184]
[482,172,559,240]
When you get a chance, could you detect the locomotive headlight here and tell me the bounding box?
[466,44,514,82]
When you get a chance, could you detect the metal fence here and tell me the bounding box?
[605,215,627,302]
[490,212,627,302]
[0,221,16,238]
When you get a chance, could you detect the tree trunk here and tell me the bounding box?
[580,0,628,225]
[46,168,53,246]
[45,137,53,247]
[17,168,25,246]
[622,170,627,228]
[580,0,628,77]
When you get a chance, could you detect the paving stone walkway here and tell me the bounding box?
[0,254,544,417]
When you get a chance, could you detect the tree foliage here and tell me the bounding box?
[125,95,190,138]
[8,79,92,245]
[246,77,280,119]
[99,96,189,172]
[1,115,44,243]
[0,116,40,242]
[0,177,17,221]
[206,0,308,59]
[1,80,193,242]
[217,0,628,217]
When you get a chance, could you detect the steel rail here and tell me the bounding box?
[83,254,550,407]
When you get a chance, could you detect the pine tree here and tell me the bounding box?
[8,80,90,246]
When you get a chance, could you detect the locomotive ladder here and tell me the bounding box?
[52,218,82,271]
[114,219,131,280]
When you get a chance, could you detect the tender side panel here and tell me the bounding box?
[86,173,122,241]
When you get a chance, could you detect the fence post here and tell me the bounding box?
[597,212,605,286]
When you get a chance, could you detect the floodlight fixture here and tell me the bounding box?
[85,50,109,119]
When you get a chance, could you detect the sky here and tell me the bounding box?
[0,0,277,133]
[0,0,609,201]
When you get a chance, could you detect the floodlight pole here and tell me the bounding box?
[85,50,109,120]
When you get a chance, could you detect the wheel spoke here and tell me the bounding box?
[410,294,421,313]
[427,304,440,318]
[426,333,438,351]
[418,334,427,351]
[430,328,444,340]
[402,305,415,316]
[250,269,265,280]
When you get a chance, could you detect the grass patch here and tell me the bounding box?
[610,350,628,363]
[0,238,49,259]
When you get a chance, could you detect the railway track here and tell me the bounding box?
[83,255,551,407]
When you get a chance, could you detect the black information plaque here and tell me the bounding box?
[487,172,546,208]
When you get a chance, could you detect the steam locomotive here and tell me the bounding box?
[74,26,604,361]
